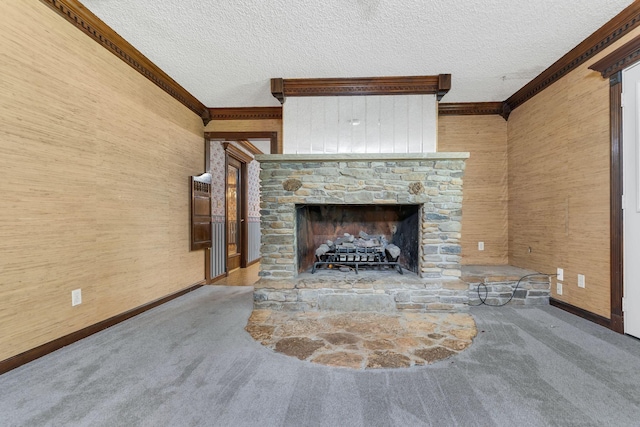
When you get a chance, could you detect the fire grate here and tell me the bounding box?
[312,244,403,274]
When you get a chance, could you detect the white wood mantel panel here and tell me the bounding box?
[283,95,437,154]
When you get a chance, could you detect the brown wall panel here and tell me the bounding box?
[438,115,508,265]
[0,2,204,361]
[507,27,640,318]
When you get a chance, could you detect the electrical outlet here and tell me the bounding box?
[556,281,563,296]
[72,289,82,306]
[478,241,484,251]
[557,268,564,281]
[577,274,585,288]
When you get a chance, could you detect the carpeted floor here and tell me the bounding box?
[2,285,640,426]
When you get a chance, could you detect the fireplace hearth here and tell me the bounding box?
[254,153,470,313]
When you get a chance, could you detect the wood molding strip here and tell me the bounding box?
[271,74,452,103]
[223,142,254,163]
[609,73,625,334]
[39,0,210,124]
[209,272,228,284]
[438,102,510,120]
[590,35,640,78]
[205,131,280,154]
[506,1,640,112]
[246,257,261,267]
[236,140,264,155]
[0,281,205,375]
[549,298,612,330]
[208,107,282,121]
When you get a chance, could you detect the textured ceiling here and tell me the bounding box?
[81,0,634,108]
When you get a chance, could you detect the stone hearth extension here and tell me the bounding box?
[245,310,477,369]
[252,266,551,312]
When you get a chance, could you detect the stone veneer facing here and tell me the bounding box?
[253,153,472,312]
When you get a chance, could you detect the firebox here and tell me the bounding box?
[296,204,419,274]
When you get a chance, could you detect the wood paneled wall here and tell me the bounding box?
[283,95,437,154]
[0,2,204,361]
[508,26,640,318]
[438,115,508,265]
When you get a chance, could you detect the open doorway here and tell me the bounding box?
[205,132,278,282]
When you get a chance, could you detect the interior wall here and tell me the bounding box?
[438,115,508,265]
[507,27,640,318]
[0,2,205,361]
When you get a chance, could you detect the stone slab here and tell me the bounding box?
[318,293,396,312]
[256,153,470,163]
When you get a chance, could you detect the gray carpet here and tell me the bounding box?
[2,285,640,427]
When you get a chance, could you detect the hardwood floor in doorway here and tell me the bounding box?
[214,263,260,286]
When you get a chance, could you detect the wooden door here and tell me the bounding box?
[226,157,243,271]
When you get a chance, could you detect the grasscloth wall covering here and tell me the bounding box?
[0,1,204,361]
[438,115,509,265]
[508,26,640,319]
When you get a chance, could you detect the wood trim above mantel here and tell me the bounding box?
[39,0,210,125]
[210,104,515,120]
[271,74,452,104]
[505,1,640,113]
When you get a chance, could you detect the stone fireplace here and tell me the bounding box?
[253,153,470,312]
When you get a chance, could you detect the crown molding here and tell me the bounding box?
[271,74,451,104]
[589,35,640,78]
[505,1,640,112]
[438,102,510,120]
[208,107,282,120]
[40,0,210,125]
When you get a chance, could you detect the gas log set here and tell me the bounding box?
[312,231,403,274]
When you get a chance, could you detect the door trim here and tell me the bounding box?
[609,72,624,333]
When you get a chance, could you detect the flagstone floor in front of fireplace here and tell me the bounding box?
[245,309,477,369]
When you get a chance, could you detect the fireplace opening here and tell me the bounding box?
[296,204,420,274]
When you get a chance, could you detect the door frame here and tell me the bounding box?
[586,36,640,334]
[223,142,252,271]
[203,131,280,281]
[204,131,279,155]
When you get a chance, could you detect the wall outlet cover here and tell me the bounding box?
[557,268,564,281]
[478,241,484,251]
[578,274,585,288]
[556,281,563,296]
[72,289,82,306]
